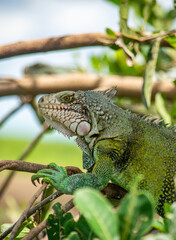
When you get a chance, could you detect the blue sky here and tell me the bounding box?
[0,0,174,142]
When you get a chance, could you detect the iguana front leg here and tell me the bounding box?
[31,141,115,194]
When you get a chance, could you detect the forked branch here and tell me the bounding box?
[0,31,174,59]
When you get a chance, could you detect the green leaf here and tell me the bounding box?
[143,233,171,240]
[106,28,117,38]
[118,191,154,240]
[91,56,102,72]
[40,185,54,222]
[63,219,75,237]
[105,0,120,5]
[165,36,176,49]
[141,0,154,31]
[155,93,172,124]
[142,38,160,109]
[47,202,73,240]
[0,220,33,240]
[119,0,129,34]
[75,215,97,240]
[166,202,176,237]
[74,188,119,240]
[65,231,80,240]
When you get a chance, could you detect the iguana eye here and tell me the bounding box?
[60,94,74,103]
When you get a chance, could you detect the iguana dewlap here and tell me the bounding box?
[32,88,176,216]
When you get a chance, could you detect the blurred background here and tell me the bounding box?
[0,0,176,224]
[0,0,120,223]
[0,0,118,141]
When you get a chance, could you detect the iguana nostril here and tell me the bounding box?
[39,96,44,103]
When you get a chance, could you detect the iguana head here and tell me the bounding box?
[38,88,117,154]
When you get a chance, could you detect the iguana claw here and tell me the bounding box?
[31,163,67,191]
[31,174,42,186]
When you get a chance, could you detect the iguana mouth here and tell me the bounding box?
[38,98,91,138]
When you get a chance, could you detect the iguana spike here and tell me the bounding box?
[142,114,150,120]
[98,87,117,99]
[168,125,175,130]
[158,120,164,125]
[150,118,158,123]
[137,113,145,118]
[164,123,170,127]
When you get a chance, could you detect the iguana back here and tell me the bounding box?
[110,113,176,216]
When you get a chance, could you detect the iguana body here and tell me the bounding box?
[32,88,176,216]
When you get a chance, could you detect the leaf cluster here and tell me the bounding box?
[2,186,176,240]
[91,0,176,122]
[46,202,96,240]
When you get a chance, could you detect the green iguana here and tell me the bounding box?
[32,88,176,216]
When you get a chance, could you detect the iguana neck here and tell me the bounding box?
[85,104,133,149]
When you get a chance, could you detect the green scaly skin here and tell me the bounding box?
[32,88,176,216]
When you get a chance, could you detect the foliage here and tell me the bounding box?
[46,202,96,240]
[2,187,176,240]
[34,187,176,240]
[74,188,118,240]
[74,184,154,240]
[0,219,34,240]
[90,0,176,119]
[106,0,176,31]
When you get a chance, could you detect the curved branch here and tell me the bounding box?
[0,33,111,59]
[0,73,176,100]
[0,31,173,60]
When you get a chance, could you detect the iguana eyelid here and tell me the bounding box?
[60,94,74,103]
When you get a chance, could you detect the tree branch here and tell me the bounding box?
[0,33,111,59]
[0,159,127,199]
[0,159,83,175]
[0,73,176,100]
[0,31,174,60]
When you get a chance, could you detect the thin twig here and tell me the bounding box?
[62,198,74,212]
[29,191,63,216]
[0,95,34,127]
[0,191,63,240]
[0,123,49,198]
[9,183,48,240]
[29,98,44,124]
[22,219,47,240]
[22,198,74,240]
[0,102,24,127]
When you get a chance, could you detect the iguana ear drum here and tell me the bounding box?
[76,121,91,136]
